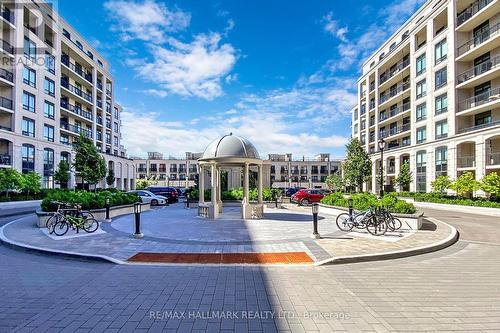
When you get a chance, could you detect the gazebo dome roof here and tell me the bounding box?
[201,133,260,160]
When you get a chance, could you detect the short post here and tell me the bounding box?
[184,197,190,209]
[134,202,143,239]
[311,203,321,239]
[274,195,278,208]
[348,197,353,217]
[105,197,111,222]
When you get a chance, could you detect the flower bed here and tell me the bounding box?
[321,192,416,214]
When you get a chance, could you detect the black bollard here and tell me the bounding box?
[134,202,143,238]
[311,203,320,239]
[348,198,353,217]
[105,197,111,222]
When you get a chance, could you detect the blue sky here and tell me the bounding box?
[58,0,425,158]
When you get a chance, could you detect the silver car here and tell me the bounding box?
[128,190,166,206]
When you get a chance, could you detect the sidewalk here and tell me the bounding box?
[0,200,41,218]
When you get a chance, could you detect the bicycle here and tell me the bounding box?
[365,207,388,236]
[47,201,95,234]
[376,206,402,232]
[52,214,99,236]
[336,207,375,232]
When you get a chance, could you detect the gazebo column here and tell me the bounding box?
[258,164,263,204]
[217,167,222,213]
[244,163,250,202]
[199,165,205,204]
[210,163,219,218]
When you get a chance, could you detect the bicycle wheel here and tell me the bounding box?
[388,217,402,231]
[53,221,69,236]
[336,213,354,232]
[46,213,63,234]
[83,218,99,233]
[366,217,387,236]
[79,210,95,219]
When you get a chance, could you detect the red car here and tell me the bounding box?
[291,189,325,205]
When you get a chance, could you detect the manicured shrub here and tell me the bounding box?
[41,189,139,212]
[320,192,416,214]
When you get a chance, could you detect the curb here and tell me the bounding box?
[0,209,37,219]
[314,217,459,266]
[0,217,125,265]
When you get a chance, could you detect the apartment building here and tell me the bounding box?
[351,0,500,193]
[0,1,135,190]
[134,152,341,190]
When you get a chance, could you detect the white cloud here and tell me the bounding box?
[143,89,168,98]
[104,0,191,43]
[322,12,348,42]
[129,32,237,100]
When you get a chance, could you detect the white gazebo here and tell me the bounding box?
[197,133,265,219]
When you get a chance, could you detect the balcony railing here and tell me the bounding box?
[1,9,14,24]
[457,156,475,168]
[97,81,103,91]
[1,39,13,54]
[380,123,411,138]
[387,166,396,174]
[457,23,499,57]
[457,0,493,26]
[61,55,93,83]
[0,154,11,166]
[60,122,92,138]
[458,87,500,112]
[0,68,13,82]
[60,100,93,121]
[0,96,13,110]
[61,79,93,103]
[458,120,500,134]
[379,81,410,105]
[379,58,410,85]
[487,152,500,166]
[138,167,147,172]
[457,55,499,84]
[380,102,411,121]
[106,89,112,96]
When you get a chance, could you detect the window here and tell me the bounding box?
[354,123,358,134]
[23,67,36,87]
[435,120,448,139]
[22,144,35,173]
[416,151,427,192]
[114,122,119,132]
[416,103,427,121]
[22,117,35,137]
[75,40,83,50]
[23,37,36,60]
[62,29,70,38]
[44,77,55,97]
[43,124,54,142]
[435,147,448,177]
[435,94,447,114]
[435,39,447,64]
[416,126,426,144]
[45,52,55,74]
[114,107,119,118]
[435,67,447,89]
[114,136,119,147]
[475,111,492,126]
[416,54,426,75]
[44,101,54,119]
[416,80,426,99]
[23,91,35,112]
[98,60,103,67]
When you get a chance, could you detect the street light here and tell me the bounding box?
[378,138,386,198]
[133,202,143,239]
[311,203,320,239]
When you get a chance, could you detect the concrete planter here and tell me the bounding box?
[35,203,151,228]
[318,203,424,230]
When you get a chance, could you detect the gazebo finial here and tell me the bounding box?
[229,132,232,136]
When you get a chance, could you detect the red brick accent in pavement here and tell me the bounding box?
[127,252,314,264]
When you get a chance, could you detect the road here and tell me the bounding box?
[0,207,499,332]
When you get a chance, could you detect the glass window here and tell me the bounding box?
[114,136,119,147]
[114,122,119,132]
[435,147,448,177]
[416,54,426,75]
[22,117,35,137]
[23,67,36,87]
[416,126,426,144]
[435,67,447,89]
[22,144,35,173]
[44,124,54,142]
[416,103,427,121]
[416,79,426,99]
[435,39,447,64]
[435,120,448,139]
[475,111,492,126]
[45,52,55,74]
[44,77,55,97]
[416,151,427,192]
[23,91,36,112]
[23,37,36,60]
[114,107,119,118]
[435,94,448,114]
[44,101,54,119]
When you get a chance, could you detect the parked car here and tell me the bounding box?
[291,189,325,205]
[319,189,332,195]
[128,190,166,206]
[285,187,305,197]
[147,187,178,203]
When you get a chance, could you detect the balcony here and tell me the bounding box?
[97,81,103,91]
[456,0,497,31]
[138,167,147,173]
[378,81,410,106]
[457,156,475,168]
[96,99,103,109]
[0,68,14,83]
[457,56,500,88]
[380,123,411,139]
[458,119,500,134]
[1,9,14,24]
[457,23,499,60]
[487,152,500,166]
[60,122,92,138]
[457,87,500,114]
[0,96,13,111]
[61,79,93,103]
[0,39,13,56]
[60,100,93,121]
[0,153,11,166]
[379,102,411,123]
[379,57,410,88]
[61,54,93,83]
[106,89,112,97]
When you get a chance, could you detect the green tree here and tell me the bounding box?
[450,172,480,198]
[135,177,157,190]
[73,134,107,190]
[342,138,372,192]
[20,171,41,196]
[325,173,344,192]
[54,160,70,189]
[395,162,412,191]
[481,172,500,198]
[0,168,23,198]
[106,168,115,187]
[431,175,451,194]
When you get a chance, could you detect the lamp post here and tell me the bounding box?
[311,203,321,239]
[378,138,386,198]
[133,202,143,239]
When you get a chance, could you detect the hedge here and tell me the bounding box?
[189,188,284,201]
[321,192,417,214]
[41,189,139,212]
